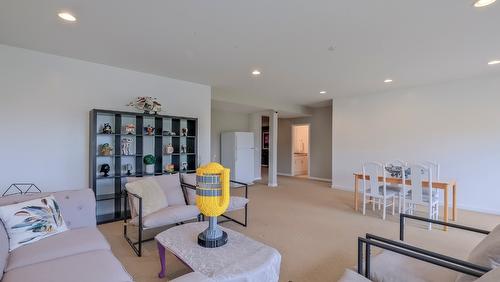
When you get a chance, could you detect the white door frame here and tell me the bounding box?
[291,123,310,177]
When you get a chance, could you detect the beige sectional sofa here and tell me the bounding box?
[0,189,133,282]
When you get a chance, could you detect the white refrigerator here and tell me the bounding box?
[221,132,255,184]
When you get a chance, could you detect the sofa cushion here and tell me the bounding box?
[170,271,215,282]
[2,250,133,282]
[0,196,68,251]
[0,221,8,280]
[6,226,110,271]
[0,190,96,230]
[338,269,371,282]
[226,196,249,212]
[456,224,500,282]
[130,205,199,228]
[128,174,186,206]
[370,250,457,282]
[125,178,168,216]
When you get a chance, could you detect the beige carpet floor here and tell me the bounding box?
[99,175,500,282]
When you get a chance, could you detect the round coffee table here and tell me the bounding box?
[155,222,281,281]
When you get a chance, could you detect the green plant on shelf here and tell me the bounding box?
[143,154,156,164]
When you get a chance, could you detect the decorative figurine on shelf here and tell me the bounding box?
[121,138,133,155]
[181,128,188,136]
[99,164,111,177]
[181,162,188,171]
[171,131,176,136]
[102,123,112,134]
[162,130,171,136]
[196,162,230,248]
[124,164,133,176]
[180,145,187,154]
[164,164,175,173]
[144,154,156,175]
[125,124,136,135]
[164,144,174,155]
[127,97,162,114]
[100,143,113,156]
[144,125,155,136]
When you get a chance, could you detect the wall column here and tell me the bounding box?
[249,112,262,181]
[268,111,278,187]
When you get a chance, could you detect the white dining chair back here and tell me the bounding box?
[362,162,385,197]
[362,162,397,220]
[403,164,439,230]
[422,161,440,181]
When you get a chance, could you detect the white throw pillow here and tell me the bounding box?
[125,178,168,216]
[456,224,500,282]
[0,195,68,251]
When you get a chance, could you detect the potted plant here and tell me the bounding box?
[143,154,156,174]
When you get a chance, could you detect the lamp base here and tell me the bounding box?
[197,231,228,248]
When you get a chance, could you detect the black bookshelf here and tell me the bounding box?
[89,109,198,224]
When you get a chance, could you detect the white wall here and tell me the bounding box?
[211,109,250,162]
[0,44,211,192]
[333,75,500,214]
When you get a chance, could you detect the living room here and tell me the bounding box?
[1,1,500,282]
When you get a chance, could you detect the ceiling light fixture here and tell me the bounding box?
[473,0,497,7]
[488,60,500,65]
[384,79,393,83]
[319,91,327,94]
[252,70,261,76]
[58,12,76,22]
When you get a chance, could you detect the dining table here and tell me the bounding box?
[353,173,457,231]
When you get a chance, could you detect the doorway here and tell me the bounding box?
[260,116,270,183]
[291,124,310,177]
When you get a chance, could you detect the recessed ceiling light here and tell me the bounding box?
[251,70,261,76]
[384,79,393,83]
[488,60,500,65]
[319,91,327,94]
[474,0,496,7]
[58,12,76,22]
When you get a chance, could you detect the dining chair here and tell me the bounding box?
[402,164,439,230]
[421,161,441,220]
[362,162,398,220]
[384,159,408,213]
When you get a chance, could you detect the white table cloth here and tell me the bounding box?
[155,222,281,282]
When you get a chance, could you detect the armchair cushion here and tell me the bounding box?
[476,267,500,282]
[125,178,168,216]
[370,250,457,282]
[130,205,199,228]
[227,196,249,212]
[338,269,371,282]
[127,174,186,206]
[456,224,500,282]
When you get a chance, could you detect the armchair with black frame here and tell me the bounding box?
[123,174,202,257]
[340,214,500,282]
[180,173,249,227]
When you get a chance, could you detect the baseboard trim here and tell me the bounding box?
[277,172,293,177]
[308,176,332,183]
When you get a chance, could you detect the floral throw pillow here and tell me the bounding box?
[0,195,68,251]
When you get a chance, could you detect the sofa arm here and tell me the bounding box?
[51,189,97,229]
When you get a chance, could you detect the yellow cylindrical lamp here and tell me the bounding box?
[196,162,230,248]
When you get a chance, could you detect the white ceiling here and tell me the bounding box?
[1,0,499,108]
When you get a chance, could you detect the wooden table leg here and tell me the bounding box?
[354,176,359,211]
[444,187,449,231]
[452,184,457,221]
[157,242,166,278]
